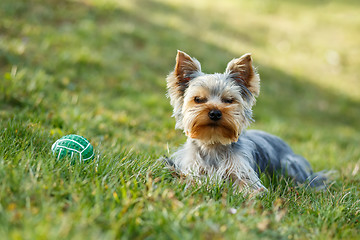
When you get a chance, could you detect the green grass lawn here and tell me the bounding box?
[1,0,359,239]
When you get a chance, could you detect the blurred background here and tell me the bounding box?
[1,0,359,172]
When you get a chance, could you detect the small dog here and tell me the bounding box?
[165,50,327,193]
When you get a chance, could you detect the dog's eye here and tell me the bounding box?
[222,98,234,104]
[194,96,207,104]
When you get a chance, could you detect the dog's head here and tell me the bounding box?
[167,50,260,145]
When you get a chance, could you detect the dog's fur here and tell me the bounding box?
[165,50,327,193]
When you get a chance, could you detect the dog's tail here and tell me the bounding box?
[307,170,336,190]
[280,153,335,191]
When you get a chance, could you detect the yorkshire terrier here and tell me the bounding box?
[165,50,327,193]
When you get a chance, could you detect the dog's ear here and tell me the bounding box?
[225,53,260,98]
[167,51,202,130]
[172,50,202,93]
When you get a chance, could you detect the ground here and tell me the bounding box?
[0,0,359,239]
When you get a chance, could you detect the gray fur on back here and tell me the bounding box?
[236,130,326,188]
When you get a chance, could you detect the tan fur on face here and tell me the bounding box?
[183,103,242,145]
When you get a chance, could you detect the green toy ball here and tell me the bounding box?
[51,134,94,162]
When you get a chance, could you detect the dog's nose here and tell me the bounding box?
[208,109,222,121]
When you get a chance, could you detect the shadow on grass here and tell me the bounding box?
[257,65,360,129]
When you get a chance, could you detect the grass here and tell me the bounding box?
[0,0,359,239]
